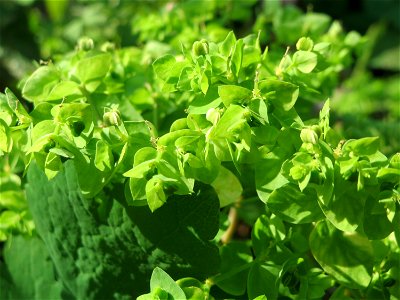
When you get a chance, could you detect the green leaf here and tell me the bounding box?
[5,88,31,123]
[249,98,269,124]
[153,54,176,81]
[268,184,324,224]
[231,39,244,77]
[363,196,393,240]
[187,87,221,114]
[0,119,11,153]
[0,211,21,229]
[150,268,186,300]
[218,85,252,107]
[215,242,253,296]
[200,72,209,94]
[310,221,374,289]
[44,151,62,180]
[22,66,60,102]
[317,172,367,232]
[124,160,155,178]
[292,51,318,73]
[259,79,299,111]
[252,214,286,259]
[298,268,334,300]
[209,105,245,140]
[0,190,26,211]
[51,102,92,125]
[247,263,279,300]
[94,140,114,171]
[0,235,66,300]
[146,177,166,212]
[73,52,112,83]
[46,81,82,101]
[176,277,207,299]
[343,137,380,157]
[125,182,221,278]
[211,166,243,207]
[256,147,289,203]
[26,161,220,298]
[29,102,53,123]
[158,129,200,147]
[220,31,237,57]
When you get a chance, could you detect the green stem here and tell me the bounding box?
[208,261,253,285]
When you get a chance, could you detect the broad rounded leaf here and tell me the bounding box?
[268,184,324,224]
[73,52,111,83]
[216,242,252,296]
[150,268,186,300]
[218,85,252,107]
[153,54,176,81]
[22,66,60,102]
[247,263,279,300]
[258,80,299,111]
[293,51,318,73]
[310,221,373,289]
[211,166,243,207]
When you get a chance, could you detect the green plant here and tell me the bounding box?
[1,3,399,300]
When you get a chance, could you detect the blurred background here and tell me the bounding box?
[0,0,399,155]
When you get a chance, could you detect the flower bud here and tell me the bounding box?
[77,37,94,51]
[192,39,209,57]
[296,37,314,51]
[310,125,322,137]
[300,128,318,144]
[103,111,122,127]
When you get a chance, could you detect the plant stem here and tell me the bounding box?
[208,261,253,285]
[221,195,243,244]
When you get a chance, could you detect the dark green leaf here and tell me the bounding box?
[247,263,279,300]
[26,161,220,299]
[215,242,252,296]
[0,235,66,300]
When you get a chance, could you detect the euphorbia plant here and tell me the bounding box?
[0,28,398,300]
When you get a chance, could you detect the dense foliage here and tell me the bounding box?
[0,1,399,299]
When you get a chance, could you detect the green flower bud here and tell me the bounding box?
[77,37,94,51]
[296,37,314,51]
[192,39,209,57]
[311,124,322,137]
[300,128,319,144]
[103,111,122,127]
